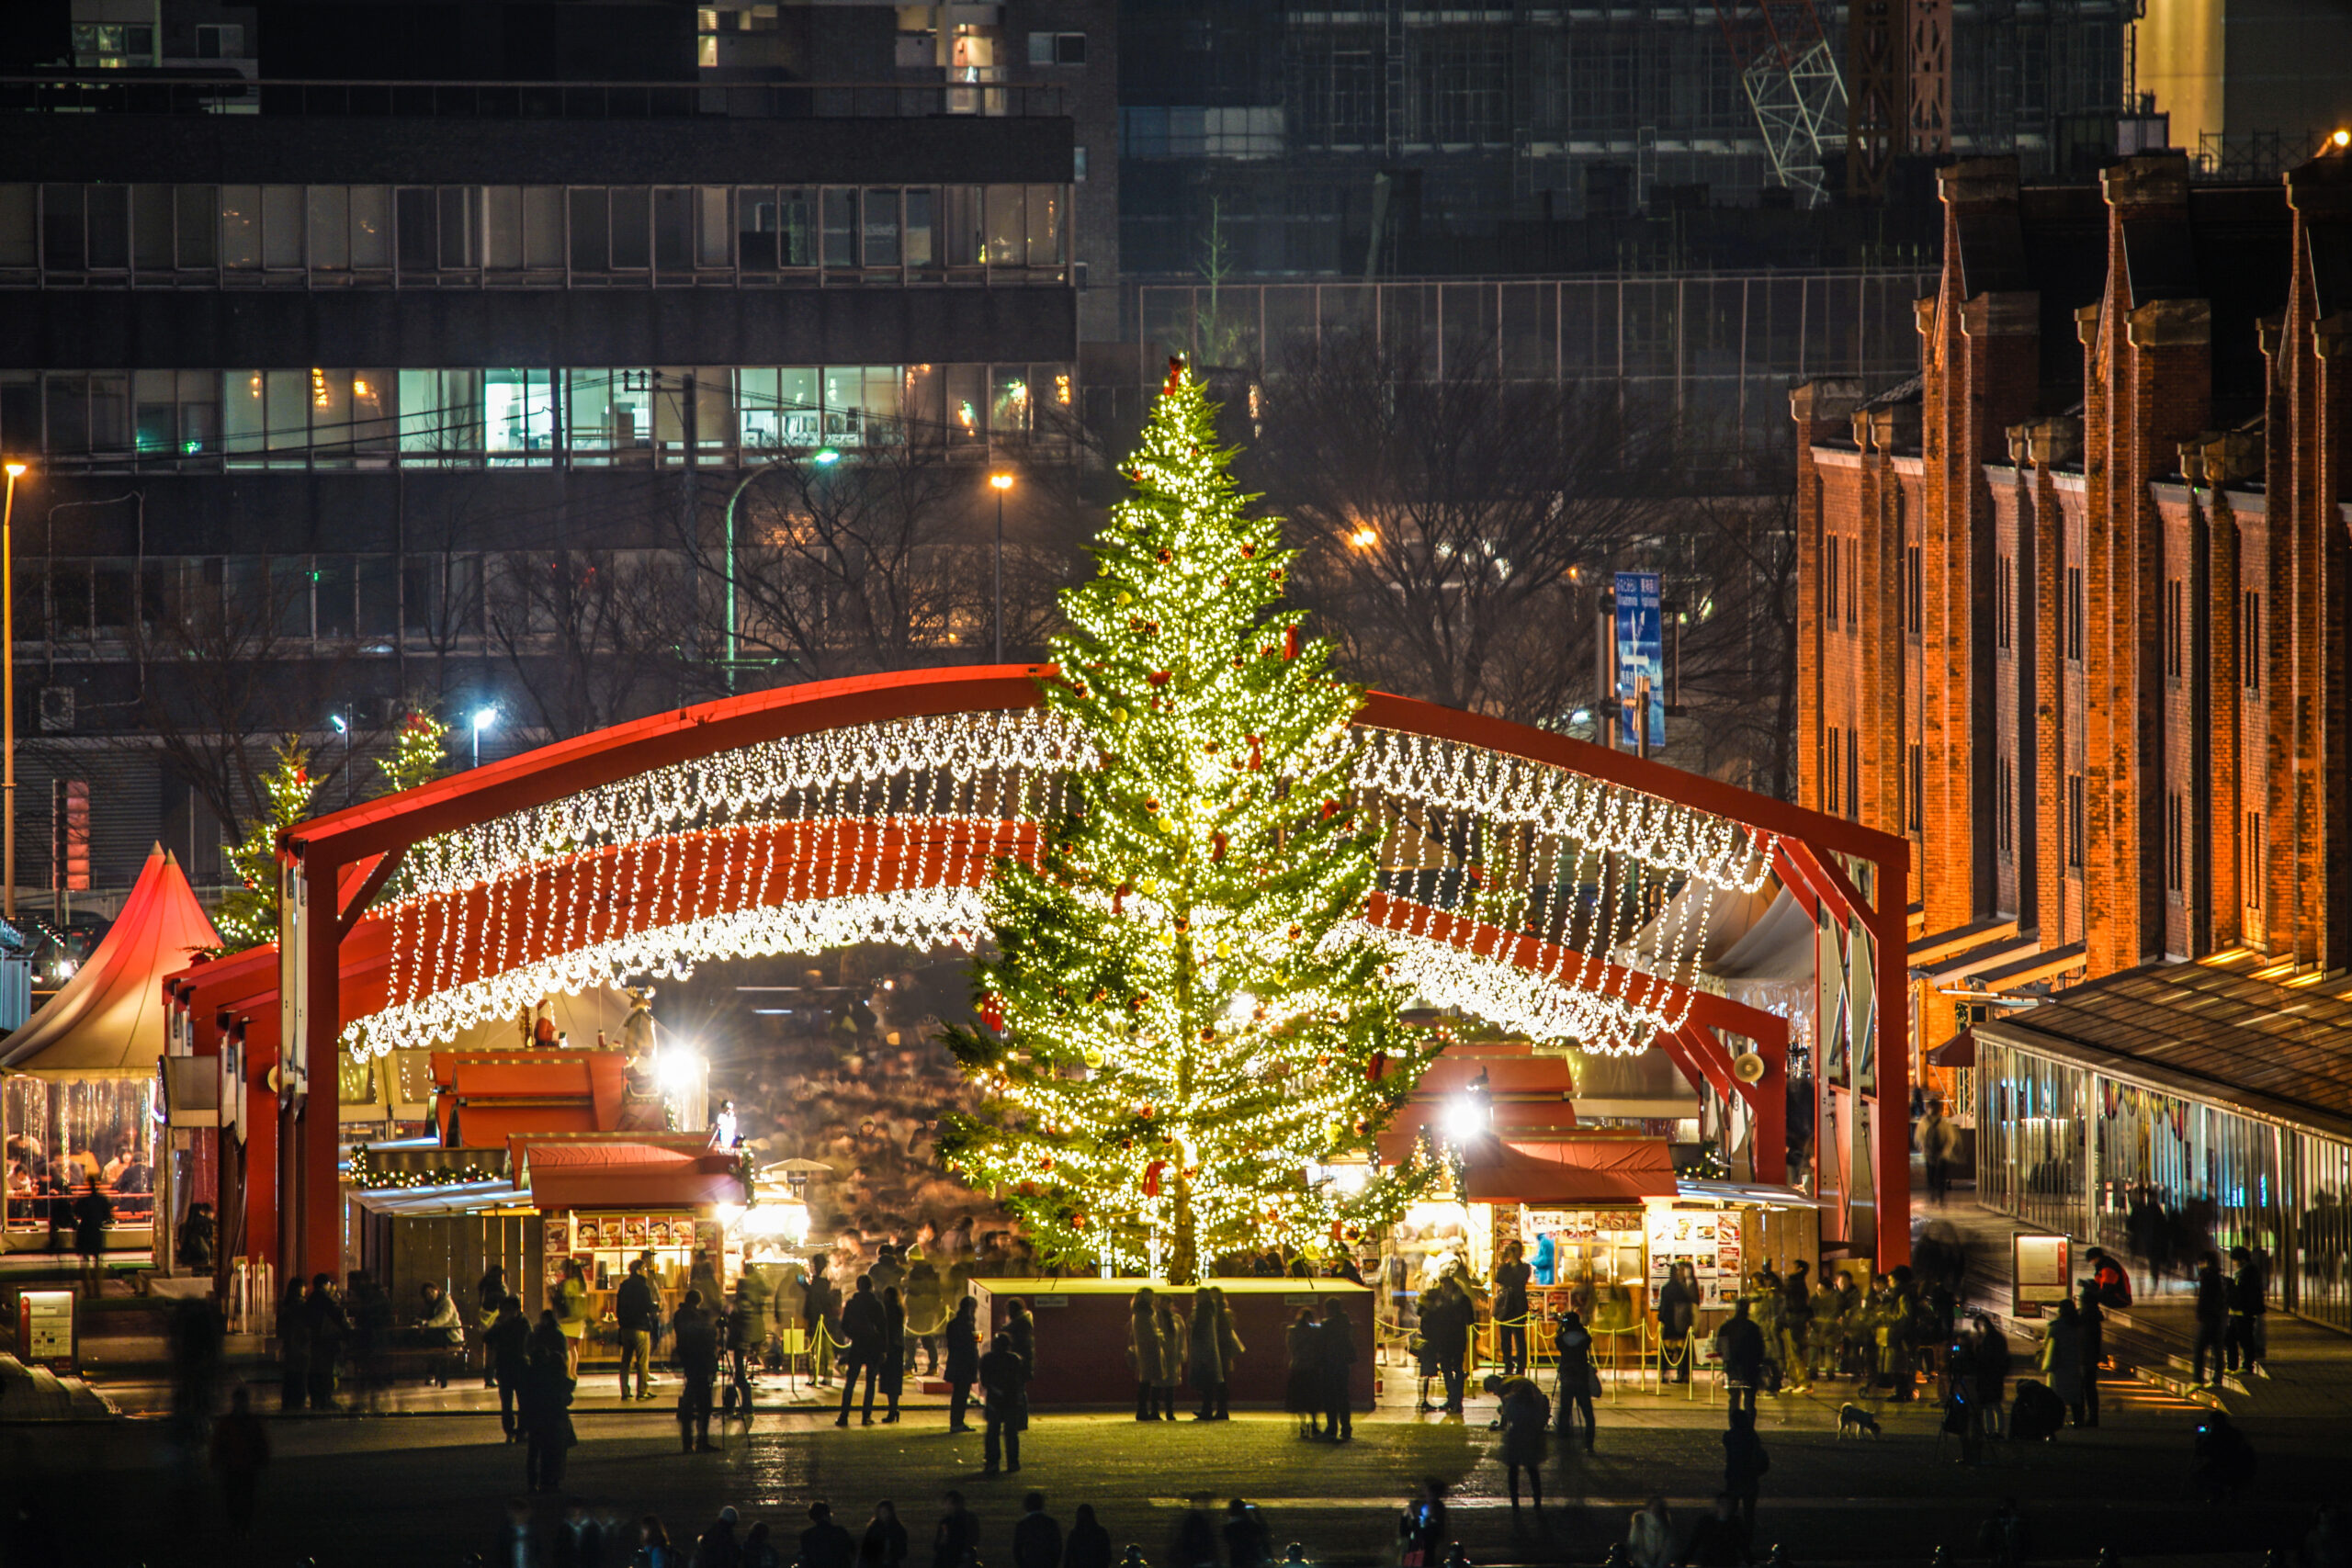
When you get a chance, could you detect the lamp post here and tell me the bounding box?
[470,706,497,770]
[989,471,1013,663]
[330,709,351,806]
[719,447,836,692]
[2,460,25,924]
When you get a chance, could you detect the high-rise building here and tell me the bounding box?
[1791,149,2352,1073]
[0,0,1095,897]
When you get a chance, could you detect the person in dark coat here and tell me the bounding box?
[1130,1287,1168,1422]
[878,1286,908,1423]
[860,1500,910,1568]
[805,1257,839,1387]
[72,1179,112,1296]
[1006,1296,1037,1378]
[1721,1406,1770,1541]
[1317,1299,1356,1442]
[837,1274,888,1426]
[2075,1281,2105,1428]
[800,1503,857,1568]
[1012,1491,1062,1568]
[1553,1309,1598,1450]
[521,1313,577,1494]
[1064,1505,1112,1568]
[1657,1263,1699,1384]
[1154,1296,1186,1421]
[1485,1373,1550,1512]
[1188,1290,1229,1420]
[1490,1241,1533,1375]
[979,1330,1030,1475]
[944,1295,981,1432]
[300,1273,349,1411]
[2227,1245,2267,1376]
[1712,1297,1767,1414]
[617,1257,661,1401]
[1971,1314,2011,1438]
[932,1492,979,1568]
[674,1288,722,1452]
[1220,1499,1269,1568]
[2191,1410,2257,1502]
[1283,1310,1322,1437]
[486,1294,531,1440]
[2191,1250,2229,1386]
[1415,1280,1470,1415]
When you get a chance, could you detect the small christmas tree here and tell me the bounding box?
[377,706,451,796]
[939,362,1440,1281]
[212,735,318,953]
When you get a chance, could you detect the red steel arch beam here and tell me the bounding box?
[269,668,1908,1280]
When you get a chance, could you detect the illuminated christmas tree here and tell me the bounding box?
[377,706,451,796]
[939,362,1441,1282]
[212,735,319,953]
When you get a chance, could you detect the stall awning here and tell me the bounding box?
[518,1137,743,1212]
[433,1050,628,1146]
[1927,1029,1975,1068]
[0,846,220,1079]
[1459,1135,1678,1205]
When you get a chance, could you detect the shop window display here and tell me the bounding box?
[3,1076,158,1235]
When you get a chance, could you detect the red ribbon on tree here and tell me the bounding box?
[1142,1158,1166,1198]
[1283,625,1301,660]
[981,993,1005,1032]
[1367,1050,1389,1082]
[1162,357,1186,398]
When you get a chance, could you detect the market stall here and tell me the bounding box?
[0,847,220,1256]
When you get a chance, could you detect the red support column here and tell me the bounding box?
[1871,843,1913,1268]
[296,852,347,1284]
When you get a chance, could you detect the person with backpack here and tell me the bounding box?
[1712,1297,1766,1415]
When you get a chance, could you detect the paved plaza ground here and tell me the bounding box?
[6,1359,2344,1568]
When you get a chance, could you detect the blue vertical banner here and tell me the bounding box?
[1614,570,1665,750]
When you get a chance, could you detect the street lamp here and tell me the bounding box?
[470,705,498,770]
[330,710,351,806]
[3,459,27,924]
[720,448,841,693]
[989,471,1014,663]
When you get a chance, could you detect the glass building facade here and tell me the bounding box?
[1975,1032,2352,1332]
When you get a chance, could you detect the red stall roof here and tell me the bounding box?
[517,1135,743,1213]
[1459,1135,1679,1206]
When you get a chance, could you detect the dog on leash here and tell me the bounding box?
[1838,1402,1883,1438]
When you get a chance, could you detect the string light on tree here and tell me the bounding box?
[213,735,319,953]
[933,359,1444,1284]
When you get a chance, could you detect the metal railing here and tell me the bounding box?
[0,74,1069,120]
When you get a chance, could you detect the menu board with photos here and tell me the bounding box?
[1646,1208,1746,1308]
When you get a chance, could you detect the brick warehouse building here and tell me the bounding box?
[1792,148,2352,1076]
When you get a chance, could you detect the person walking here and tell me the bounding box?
[1806,1272,1843,1384]
[1490,1241,1532,1376]
[1917,1098,1959,1203]
[879,1285,908,1423]
[1721,1406,1770,1543]
[2191,1250,2229,1386]
[944,1295,981,1433]
[487,1294,531,1440]
[1778,1262,1813,1392]
[1553,1309,1598,1451]
[729,1283,764,1422]
[861,1501,910,1568]
[1317,1298,1356,1442]
[209,1383,270,1538]
[932,1492,979,1568]
[2075,1280,2105,1427]
[1973,1314,2011,1439]
[1712,1296,1766,1415]
[1154,1295,1186,1422]
[836,1273,887,1427]
[1657,1261,1699,1386]
[420,1280,466,1387]
[300,1272,349,1412]
[673,1287,721,1452]
[1624,1496,1672,1568]
[1131,1287,1169,1421]
[555,1257,591,1378]
[617,1257,661,1402]
[1485,1372,1550,1512]
[1065,1505,1112,1568]
[979,1329,1031,1475]
[521,1312,577,1494]
[2040,1296,2086,1427]
[800,1504,857,1568]
[72,1179,112,1297]
[1012,1492,1062,1568]
[2227,1245,2267,1377]
[1283,1309,1321,1437]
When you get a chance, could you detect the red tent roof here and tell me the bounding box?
[516,1135,742,1212]
[2,846,221,1078]
[1460,1135,1679,1205]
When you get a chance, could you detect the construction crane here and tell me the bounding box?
[1711,0,1849,208]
